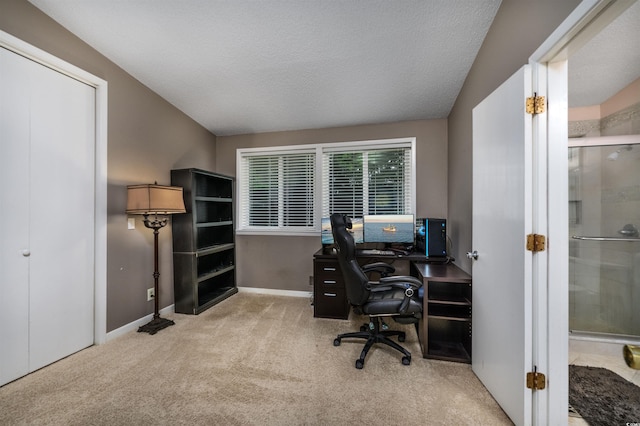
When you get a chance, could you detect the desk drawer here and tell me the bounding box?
[314,262,342,279]
[313,259,349,319]
[314,286,349,319]
[316,276,343,288]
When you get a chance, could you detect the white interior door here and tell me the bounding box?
[471,65,533,425]
[0,47,95,385]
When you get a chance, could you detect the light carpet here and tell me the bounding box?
[0,292,511,425]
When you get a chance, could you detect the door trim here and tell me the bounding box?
[0,30,108,345]
[526,0,636,423]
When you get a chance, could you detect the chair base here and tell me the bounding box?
[333,317,412,369]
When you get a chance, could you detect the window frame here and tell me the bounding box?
[236,137,416,236]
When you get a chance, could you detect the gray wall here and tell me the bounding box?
[447,0,582,273]
[2,0,587,329]
[217,119,448,291]
[0,0,218,332]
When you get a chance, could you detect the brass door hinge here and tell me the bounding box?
[526,369,546,390]
[526,234,546,252]
[526,94,546,114]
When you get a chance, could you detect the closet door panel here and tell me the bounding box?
[28,57,96,370]
[0,48,31,384]
[0,47,96,383]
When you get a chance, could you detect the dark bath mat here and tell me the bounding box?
[569,364,640,426]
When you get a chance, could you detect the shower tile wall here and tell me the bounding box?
[600,102,640,136]
[569,101,640,138]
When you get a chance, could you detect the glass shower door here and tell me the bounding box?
[569,141,640,338]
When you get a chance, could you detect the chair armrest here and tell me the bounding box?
[367,284,393,293]
[380,276,422,314]
[379,275,423,290]
[362,262,395,277]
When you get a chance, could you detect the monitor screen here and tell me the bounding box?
[321,217,364,245]
[363,214,415,244]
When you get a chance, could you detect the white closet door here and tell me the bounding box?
[0,47,31,384]
[28,52,96,371]
[0,47,95,383]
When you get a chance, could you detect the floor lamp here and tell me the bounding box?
[127,183,186,335]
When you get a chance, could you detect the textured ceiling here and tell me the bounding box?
[26,1,639,136]
[27,0,501,136]
[568,0,640,108]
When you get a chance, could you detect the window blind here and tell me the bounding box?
[322,147,411,218]
[237,138,414,234]
[239,151,315,230]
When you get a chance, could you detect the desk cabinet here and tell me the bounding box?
[313,257,350,319]
[411,263,472,363]
[171,169,237,314]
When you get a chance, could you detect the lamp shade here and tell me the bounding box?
[126,184,186,215]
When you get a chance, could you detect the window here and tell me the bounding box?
[237,138,415,234]
[238,150,315,231]
[322,147,412,218]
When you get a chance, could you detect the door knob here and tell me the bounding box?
[22,249,31,257]
[466,250,478,260]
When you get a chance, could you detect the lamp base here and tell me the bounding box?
[137,317,175,335]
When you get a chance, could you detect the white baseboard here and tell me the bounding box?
[238,286,312,298]
[105,304,175,342]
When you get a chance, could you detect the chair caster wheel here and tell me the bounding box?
[398,333,406,342]
[355,359,364,369]
[402,356,411,366]
[333,338,341,346]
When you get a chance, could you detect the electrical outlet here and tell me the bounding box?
[147,288,155,301]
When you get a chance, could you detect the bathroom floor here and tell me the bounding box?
[568,338,640,425]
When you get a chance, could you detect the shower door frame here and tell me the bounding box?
[568,134,640,342]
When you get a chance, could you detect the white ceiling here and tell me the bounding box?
[27,1,639,136]
[568,0,640,108]
[27,0,501,136]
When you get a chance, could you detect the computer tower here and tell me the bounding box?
[416,218,447,257]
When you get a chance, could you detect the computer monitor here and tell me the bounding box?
[363,214,415,244]
[321,217,364,245]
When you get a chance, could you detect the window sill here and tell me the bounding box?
[236,229,319,237]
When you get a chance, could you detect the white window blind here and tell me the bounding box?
[238,151,315,231]
[322,147,412,218]
[322,151,364,217]
[282,154,315,227]
[237,138,414,234]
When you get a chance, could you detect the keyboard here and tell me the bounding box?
[356,249,396,256]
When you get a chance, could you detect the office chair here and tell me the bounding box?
[330,213,423,369]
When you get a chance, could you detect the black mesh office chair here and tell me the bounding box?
[330,213,423,369]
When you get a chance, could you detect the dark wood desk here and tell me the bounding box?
[313,247,431,262]
[411,263,472,363]
[312,248,435,319]
[313,249,428,319]
[313,249,472,363]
